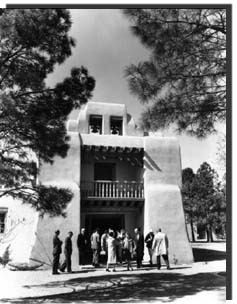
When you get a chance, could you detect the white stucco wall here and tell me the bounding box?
[30,181,80,268]
[0,195,38,263]
[80,133,144,148]
[68,101,143,137]
[34,132,82,267]
[143,137,182,187]
[143,137,193,264]
[39,132,81,184]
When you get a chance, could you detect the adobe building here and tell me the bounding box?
[0,101,193,267]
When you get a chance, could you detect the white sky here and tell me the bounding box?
[46,8,225,174]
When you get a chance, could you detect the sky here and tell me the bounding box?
[46,8,226,175]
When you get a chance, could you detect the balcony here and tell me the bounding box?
[81,180,144,200]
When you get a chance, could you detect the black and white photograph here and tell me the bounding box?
[0,3,230,303]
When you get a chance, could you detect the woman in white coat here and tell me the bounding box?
[106,231,117,272]
[152,228,170,270]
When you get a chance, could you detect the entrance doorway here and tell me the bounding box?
[94,163,116,181]
[85,214,125,235]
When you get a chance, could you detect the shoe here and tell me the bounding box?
[52,272,60,275]
[106,268,110,272]
[112,269,116,272]
[59,269,65,272]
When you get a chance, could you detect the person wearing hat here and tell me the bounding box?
[60,231,73,273]
[52,230,62,275]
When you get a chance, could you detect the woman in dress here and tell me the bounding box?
[106,231,117,272]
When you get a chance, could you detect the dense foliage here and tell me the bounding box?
[0,9,95,216]
[123,8,226,137]
[182,162,226,241]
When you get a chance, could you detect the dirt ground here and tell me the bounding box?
[0,241,226,304]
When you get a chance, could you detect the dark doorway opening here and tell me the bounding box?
[94,163,116,181]
[85,214,125,235]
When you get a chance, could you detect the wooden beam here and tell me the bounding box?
[85,145,92,151]
[94,145,101,152]
[102,146,109,152]
[125,147,133,153]
[117,147,124,153]
[134,158,143,167]
[134,148,143,153]
[109,146,117,152]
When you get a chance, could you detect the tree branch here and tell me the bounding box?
[158,18,226,34]
[0,186,36,198]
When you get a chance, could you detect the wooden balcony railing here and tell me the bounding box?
[81,180,144,199]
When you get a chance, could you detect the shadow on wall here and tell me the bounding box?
[3,271,225,303]
[192,247,226,262]
[143,151,162,172]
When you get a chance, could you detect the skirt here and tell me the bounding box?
[107,247,117,264]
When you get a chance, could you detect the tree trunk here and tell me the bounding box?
[206,224,213,242]
[190,218,195,242]
[206,228,210,242]
[209,225,214,242]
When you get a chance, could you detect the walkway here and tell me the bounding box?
[0,242,226,303]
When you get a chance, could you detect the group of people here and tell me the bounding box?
[52,227,170,275]
[88,227,144,272]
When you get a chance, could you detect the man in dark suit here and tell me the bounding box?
[134,227,144,268]
[77,228,90,265]
[145,229,155,265]
[52,230,62,275]
[60,231,73,273]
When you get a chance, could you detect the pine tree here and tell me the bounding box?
[123,8,227,137]
[182,162,226,242]
[182,167,196,242]
[0,9,95,216]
